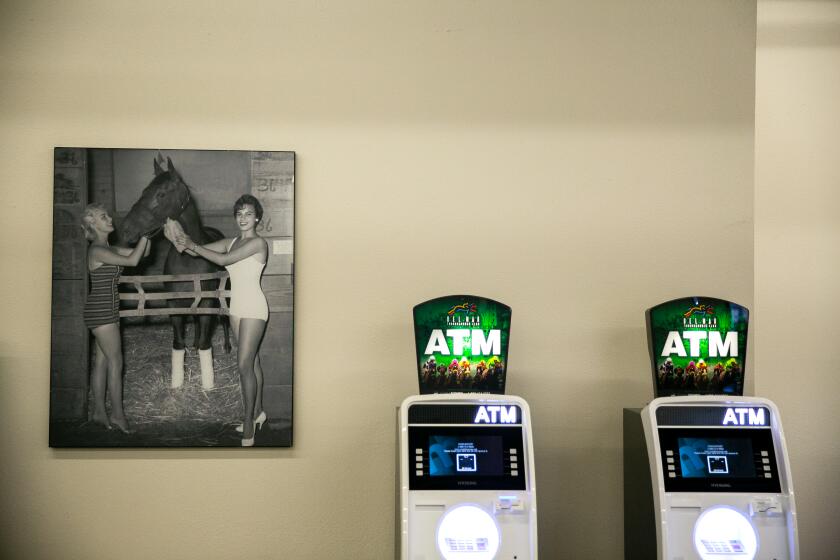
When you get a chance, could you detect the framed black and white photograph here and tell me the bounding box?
[49,148,294,447]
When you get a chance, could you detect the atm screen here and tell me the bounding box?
[677,437,756,478]
[428,435,504,477]
[408,426,525,491]
[658,428,781,493]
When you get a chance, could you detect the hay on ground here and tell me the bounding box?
[92,317,242,426]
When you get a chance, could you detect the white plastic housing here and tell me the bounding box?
[641,395,798,560]
[398,393,538,560]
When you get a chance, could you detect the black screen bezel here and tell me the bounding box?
[658,427,781,493]
[408,425,525,491]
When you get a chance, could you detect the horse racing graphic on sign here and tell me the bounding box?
[645,297,749,398]
[413,295,512,394]
[49,148,294,447]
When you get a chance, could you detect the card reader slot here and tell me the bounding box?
[414,504,445,512]
[669,499,701,511]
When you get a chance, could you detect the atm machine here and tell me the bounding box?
[624,297,798,560]
[398,394,538,560]
[397,296,538,560]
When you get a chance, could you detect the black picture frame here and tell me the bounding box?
[49,148,294,447]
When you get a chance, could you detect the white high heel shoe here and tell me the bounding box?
[236,410,266,433]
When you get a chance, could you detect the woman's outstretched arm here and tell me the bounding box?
[90,237,150,267]
[113,239,153,258]
[182,236,266,267]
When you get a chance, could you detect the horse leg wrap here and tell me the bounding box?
[199,348,215,390]
[171,348,186,388]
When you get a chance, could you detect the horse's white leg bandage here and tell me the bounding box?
[171,348,185,388]
[199,348,214,390]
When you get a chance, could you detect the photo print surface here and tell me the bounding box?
[50,148,294,447]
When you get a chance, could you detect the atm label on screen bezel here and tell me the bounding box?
[474,405,517,424]
[722,407,766,426]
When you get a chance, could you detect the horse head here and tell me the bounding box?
[120,156,191,244]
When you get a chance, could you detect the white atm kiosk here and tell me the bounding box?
[625,395,798,559]
[398,394,538,560]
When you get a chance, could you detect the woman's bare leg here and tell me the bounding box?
[254,353,265,419]
[90,339,110,429]
[232,316,267,441]
[93,323,131,433]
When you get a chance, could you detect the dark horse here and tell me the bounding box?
[120,156,230,389]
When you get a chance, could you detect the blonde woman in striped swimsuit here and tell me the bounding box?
[81,203,150,433]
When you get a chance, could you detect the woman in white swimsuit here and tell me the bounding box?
[175,195,269,446]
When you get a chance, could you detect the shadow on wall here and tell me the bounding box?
[759,1,840,47]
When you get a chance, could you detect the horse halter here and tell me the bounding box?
[143,184,192,239]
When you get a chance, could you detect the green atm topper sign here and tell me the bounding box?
[413,295,511,394]
[646,297,749,397]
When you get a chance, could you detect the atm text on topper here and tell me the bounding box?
[660,331,738,358]
[424,329,501,356]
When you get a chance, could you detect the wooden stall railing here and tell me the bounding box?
[118,272,231,317]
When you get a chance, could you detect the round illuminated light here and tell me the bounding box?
[693,505,758,560]
[436,504,500,560]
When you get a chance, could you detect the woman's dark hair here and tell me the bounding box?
[233,194,264,221]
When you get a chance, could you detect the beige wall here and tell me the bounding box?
[755,1,840,556]
[0,1,757,558]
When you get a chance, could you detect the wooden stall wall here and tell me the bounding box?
[251,151,294,431]
[50,148,89,419]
